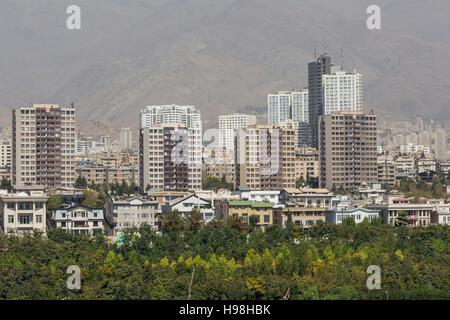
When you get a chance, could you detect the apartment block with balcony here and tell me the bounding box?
[214,200,274,231]
[273,205,328,229]
[12,104,76,189]
[106,196,160,235]
[377,155,396,187]
[279,188,334,208]
[52,205,107,235]
[140,123,202,192]
[319,111,378,191]
[235,125,296,191]
[0,189,48,234]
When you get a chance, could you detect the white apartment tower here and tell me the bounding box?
[219,114,256,152]
[267,89,309,147]
[139,105,201,129]
[323,67,363,115]
[12,104,76,189]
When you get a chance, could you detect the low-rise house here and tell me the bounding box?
[368,201,432,227]
[162,194,214,224]
[145,190,187,206]
[0,189,48,235]
[355,184,386,199]
[240,190,281,205]
[326,207,381,224]
[53,205,106,235]
[430,203,450,225]
[273,204,328,229]
[106,196,160,235]
[214,200,274,231]
[279,188,333,208]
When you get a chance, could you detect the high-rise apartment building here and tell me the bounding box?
[308,53,331,149]
[139,104,202,191]
[0,140,12,169]
[139,105,201,129]
[319,111,378,191]
[140,123,202,192]
[323,67,362,115]
[219,114,256,153]
[267,90,309,147]
[119,127,133,151]
[435,129,448,160]
[12,104,76,188]
[235,125,296,190]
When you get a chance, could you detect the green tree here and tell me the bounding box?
[395,210,410,226]
[162,210,183,234]
[187,208,203,233]
[82,190,104,208]
[296,176,305,189]
[46,194,62,215]
[74,175,87,189]
[0,177,11,191]
[249,215,260,231]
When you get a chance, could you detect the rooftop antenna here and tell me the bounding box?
[340,47,344,70]
[314,47,317,59]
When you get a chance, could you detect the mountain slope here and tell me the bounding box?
[0,0,449,130]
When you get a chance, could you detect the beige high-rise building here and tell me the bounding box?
[140,123,202,192]
[295,147,319,183]
[0,140,12,169]
[119,127,133,152]
[435,129,448,160]
[12,104,76,189]
[235,124,296,190]
[319,111,377,191]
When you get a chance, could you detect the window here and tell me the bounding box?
[8,215,14,223]
[19,203,33,210]
[19,215,31,225]
[93,221,98,227]
[35,203,43,210]
[36,215,42,223]
[264,215,270,223]
[7,203,15,210]
[61,222,66,227]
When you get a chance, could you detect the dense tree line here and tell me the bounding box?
[0,218,448,300]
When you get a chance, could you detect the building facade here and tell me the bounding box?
[268,90,309,147]
[12,104,76,188]
[214,200,274,231]
[52,205,107,235]
[120,127,133,152]
[0,189,48,234]
[235,125,296,191]
[219,114,256,153]
[139,105,201,129]
[322,68,363,115]
[140,123,202,191]
[319,111,378,191]
[106,196,160,235]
